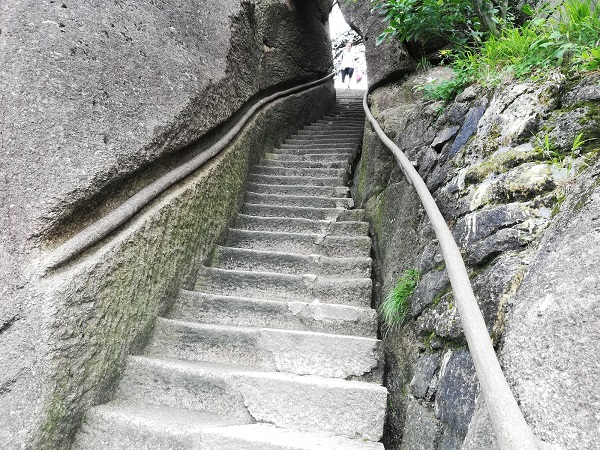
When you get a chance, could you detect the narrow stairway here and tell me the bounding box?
[74,90,387,449]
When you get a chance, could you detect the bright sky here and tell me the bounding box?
[329,3,351,37]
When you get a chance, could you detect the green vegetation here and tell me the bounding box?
[533,131,596,172]
[374,0,482,46]
[380,269,421,327]
[377,0,600,102]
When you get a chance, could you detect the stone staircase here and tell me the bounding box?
[74,90,387,450]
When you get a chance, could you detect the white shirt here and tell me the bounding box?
[341,48,354,68]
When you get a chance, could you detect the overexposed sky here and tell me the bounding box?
[329,3,351,37]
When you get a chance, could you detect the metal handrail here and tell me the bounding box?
[362,90,544,449]
[44,73,335,271]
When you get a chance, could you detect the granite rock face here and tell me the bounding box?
[356,67,600,449]
[0,1,334,447]
[1,0,332,244]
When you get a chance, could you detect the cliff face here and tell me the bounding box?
[0,1,334,448]
[348,31,600,450]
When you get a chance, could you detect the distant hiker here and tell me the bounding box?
[340,41,355,89]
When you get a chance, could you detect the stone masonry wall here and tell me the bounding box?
[355,68,600,449]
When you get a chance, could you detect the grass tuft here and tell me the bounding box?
[380,269,421,328]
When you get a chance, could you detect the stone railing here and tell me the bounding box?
[362,90,546,450]
[45,73,335,271]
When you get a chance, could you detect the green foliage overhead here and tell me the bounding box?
[380,269,421,327]
[374,0,482,46]
[418,0,600,102]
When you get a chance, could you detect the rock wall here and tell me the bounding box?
[355,67,600,449]
[0,1,334,448]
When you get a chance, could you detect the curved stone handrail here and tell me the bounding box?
[44,73,335,271]
[362,90,544,450]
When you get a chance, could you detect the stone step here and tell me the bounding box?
[248,173,342,186]
[77,406,385,450]
[245,182,349,197]
[200,423,386,450]
[224,228,372,257]
[270,148,355,157]
[74,403,244,450]
[171,290,378,336]
[286,137,360,145]
[115,357,388,440]
[280,142,358,150]
[244,192,353,209]
[312,122,365,127]
[296,129,363,136]
[314,119,364,125]
[212,246,370,276]
[251,165,347,178]
[241,203,365,221]
[301,126,362,134]
[259,158,350,169]
[263,152,352,162]
[194,267,372,307]
[234,214,368,236]
[145,318,382,381]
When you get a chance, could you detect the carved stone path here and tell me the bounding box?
[74,90,387,449]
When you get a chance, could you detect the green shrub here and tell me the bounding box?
[416,0,600,101]
[374,0,481,46]
[380,269,421,327]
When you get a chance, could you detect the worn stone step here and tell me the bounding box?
[286,137,360,145]
[225,229,371,257]
[269,149,355,158]
[194,267,372,307]
[234,214,368,236]
[309,124,363,131]
[145,319,382,381]
[251,165,347,178]
[263,152,352,162]
[201,423,385,450]
[244,192,353,209]
[280,142,358,150]
[171,290,377,336]
[245,182,349,197]
[314,119,364,125]
[301,126,362,134]
[115,357,387,440]
[259,158,350,169]
[212,246,370,276]
[74,403,244,450]
[296,129,362,136]
[241,204,346,220]
[242,203,365,221]
[248,173,342,186]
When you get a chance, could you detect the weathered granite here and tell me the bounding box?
[356,67,600,449]
[409,354,441,399]
[411,269,450,317]
[400,399,441,450]
[435,350,479,439]
[499,157,600,450]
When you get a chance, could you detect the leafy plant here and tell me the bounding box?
[380,269,421,327]
[413,0,600,101]
[374,0,482,46]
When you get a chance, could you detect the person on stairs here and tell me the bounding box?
[340,41,355,89]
